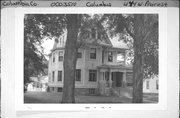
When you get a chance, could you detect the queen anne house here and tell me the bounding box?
[47,28,158,96]
[47,28,133,96]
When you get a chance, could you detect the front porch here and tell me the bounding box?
[97,65,132,96]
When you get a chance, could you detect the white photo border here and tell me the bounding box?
[14,7,167,111]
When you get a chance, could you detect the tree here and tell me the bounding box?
[61,14,81,103]
[24,14,83,102]
[24,14,66,86]
[132,15,158,103]
[102,14,158,103]
[24,15,48,85]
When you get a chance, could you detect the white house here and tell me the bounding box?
[27,76,48,92]
[47,29,158,95]
[143,76,159,93]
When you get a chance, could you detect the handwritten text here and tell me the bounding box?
[124,0,167,7]
[2,0,38,7]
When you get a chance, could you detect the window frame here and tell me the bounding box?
[89,70,97,82]
[77,52,82,58]
[91,28,96,38]
[75,69,81,81]
[53,53,55,62]
[52,71,55,82]
[58,71,62,82]
[108,51,113,62]
[58,51,63,62]
[90,48,96,59]
[58,87,62,92]
[89,88,96,94]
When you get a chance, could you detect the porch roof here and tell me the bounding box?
[97,64,132,71]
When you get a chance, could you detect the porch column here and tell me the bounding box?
[109,71,112,88]
[123,72,127,87]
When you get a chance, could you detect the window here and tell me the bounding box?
[77,52,82,58]
[52,87,54,91]
[89,88,96,94]
[58,87,62,92]
[126,72,133,86]
[108,51,113,62]
[52,71,55,82]
[146,81,149,89]
[90,48,96,59]
[53,53,55,62]
[75,69,81,81]
[58,51,63,61]
[58,71,62,81]
[91,28,96,38]
[156,80,159,90]
[89,70,97,82]
[105,72,109,81]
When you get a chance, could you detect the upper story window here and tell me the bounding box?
[77,52,82,58]
[108,51,113,62]
[90,48,96,59]
[75,69,81,81]
[58,51,63,61]
[53,53,55,62]
[91,28,96,38]
[89,70,97,82]
[58,71,62,81]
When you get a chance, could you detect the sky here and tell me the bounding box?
[41,38,54,60]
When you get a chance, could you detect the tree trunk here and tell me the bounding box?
[132,49,143,103]
[61,14,80,103]
[132,15,144,103]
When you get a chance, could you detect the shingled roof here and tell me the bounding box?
[50,29,129,53]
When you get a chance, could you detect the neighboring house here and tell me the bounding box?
[27,76,48,92]
[47,29,158,95]
[143,76,159,93]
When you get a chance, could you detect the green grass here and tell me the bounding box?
[24,91,158,104]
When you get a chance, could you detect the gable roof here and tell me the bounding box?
[109,37,129,50]
[50,30,129,53]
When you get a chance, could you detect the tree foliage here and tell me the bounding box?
[101,14,158,78]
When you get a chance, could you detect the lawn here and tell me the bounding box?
[24,91,158,104]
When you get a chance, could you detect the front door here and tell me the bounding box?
[115,72,123,87]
